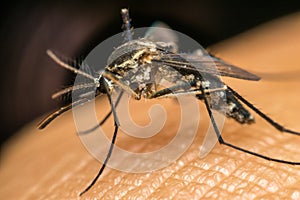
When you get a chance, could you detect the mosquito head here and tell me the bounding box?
[94,74,112,94]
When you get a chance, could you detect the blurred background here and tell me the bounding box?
[0,0,300,146]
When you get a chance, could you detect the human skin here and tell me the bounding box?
[1,12,300,200]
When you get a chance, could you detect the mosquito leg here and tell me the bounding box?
[200,85,300,165]
[79,91,124,134]
[227,86,300,136]
[155,87,229,99]
[38,98,89,129]
[149,81,192,98]
[80,78,121,196]
[149,82,226,99]
[99,90,123,126]
[103,71,139,99]
[155,90,202,98]
[51,83,96,99]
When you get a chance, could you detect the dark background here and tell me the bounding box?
[0,0,300,146]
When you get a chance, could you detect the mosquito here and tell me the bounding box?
[38,8,300,196]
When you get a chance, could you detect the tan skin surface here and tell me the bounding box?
[1,12,300,200]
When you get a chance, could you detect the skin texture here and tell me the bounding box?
[1,12,300,200]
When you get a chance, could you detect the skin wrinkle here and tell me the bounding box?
[154,147,243,198]
[145,158,191,199]
[111,148,174,199]
[201,160,243,197]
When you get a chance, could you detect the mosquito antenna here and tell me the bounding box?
[80,79,120,196]
[199,85,300,165]
[46,50,96,81]
[121,8,133,41]
[227,86,300,136]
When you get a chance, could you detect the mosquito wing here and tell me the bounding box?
[153,50,260,81]
[145,22,178,44]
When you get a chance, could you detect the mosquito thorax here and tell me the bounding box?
[104,39,175,99]
[106,39,160,74]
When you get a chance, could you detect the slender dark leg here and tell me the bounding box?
[227,86,300,136]
[200,85,300,165]
[149,81,226,99]
[80,79,120,196]
[51,83,95,99]
[149,81,193,98]
[38,98,89,129]
[79,91,124,134]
